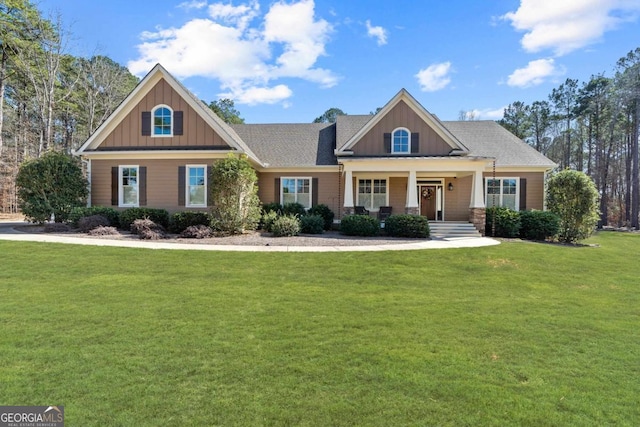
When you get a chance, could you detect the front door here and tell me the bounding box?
[420,185,437,220]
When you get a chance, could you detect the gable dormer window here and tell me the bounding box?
[392,128,410,153]
[152,105,173,136]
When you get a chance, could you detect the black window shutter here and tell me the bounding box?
[139,166,147,206]
[141,112,151,136]
[111,167,118,206]
[519,178,527,211]
[384,133,391,153]
[275,178,281,203]
[411,133,420,153]
[207,166,213,206]
[174,111,184,135]
[178,166,186,206]
[312,178,319,207]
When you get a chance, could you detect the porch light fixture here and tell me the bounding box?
[448,182,454,191]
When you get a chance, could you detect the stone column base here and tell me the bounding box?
[469,207,486,236]
[405,207,419,215]
[344,206,355,216]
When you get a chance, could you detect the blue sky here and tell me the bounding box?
[41,0,640,123]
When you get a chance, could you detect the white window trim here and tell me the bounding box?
[356,177,389,212]
[151,104,173,137]
[485,177,520,211]
[119,165,139,207]
[186,164,207,208]
[280,176,312,209]
[391,127,411,154]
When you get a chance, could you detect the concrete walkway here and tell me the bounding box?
[0,220,500,252]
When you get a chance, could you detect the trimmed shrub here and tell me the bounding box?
[282,202,307,217]
[68,206,120,228]
[308,204,335,230]
[271,215,301,237]
[130,218,167,240]
[180,224,214,239]
[262,202,283,215]
[547,169,600,243]
[88,226,120,236]
[261,210,279,232]
[519,210,560,241]
[43,223,71,233]
[300,214,324,234]
[119,208,170,231]
[169,211,210,234]
[78,215,110,233]
[485,207,521,238]
[384,214,430,238]
[340,214,380,237]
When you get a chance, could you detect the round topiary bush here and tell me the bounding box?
[384,214,430,238]
[300,214,324,234]
[271,215,301,237]
[340,214,380,237]
[260,210,279,232]
[282,202,307,217]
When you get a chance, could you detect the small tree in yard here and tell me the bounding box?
[547,169,599,243]
[209,154,261,234]
[16,151,88,223]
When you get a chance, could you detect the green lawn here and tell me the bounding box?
[0,232,638,426]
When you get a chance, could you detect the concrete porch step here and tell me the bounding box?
[429,221,482,238]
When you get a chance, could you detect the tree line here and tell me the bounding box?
[497,48,640,229]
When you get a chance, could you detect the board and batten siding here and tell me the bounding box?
[99,79,230,149]
[351,100,452,156]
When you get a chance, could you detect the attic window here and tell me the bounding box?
[392,128,410,153]
[152,105,173,136]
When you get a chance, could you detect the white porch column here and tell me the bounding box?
[470,169,486,208]
[344,169,354,208]
[406,170,418,208]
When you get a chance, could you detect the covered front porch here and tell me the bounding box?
[340,157,493,235]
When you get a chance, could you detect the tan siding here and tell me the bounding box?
[100,79,229,149]
[258,172,341,215]
[92,159,213,213]
[483,171,545,210]
[389,177,407,214]
[351,100,452,156]
[444,176,473,221]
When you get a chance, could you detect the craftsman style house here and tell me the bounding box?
[74,64,556,234]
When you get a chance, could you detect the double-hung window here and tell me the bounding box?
[152,105,172,136]
[358,179,387,211]
[486,178,518,210]
[281,177,311,209]
[392,128,410,153]
[120,166,139,207]
[186,165,207,207]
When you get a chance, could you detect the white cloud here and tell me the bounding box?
[365,20,388,46]
[178,0,207,10]
[479,107,508,120]
[507,58,560,87]
[502,0,640,56]
[415,62,452,92]
[128,0,336,105]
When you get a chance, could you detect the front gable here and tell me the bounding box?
[336,89,468,157]
[97,79,231,151]
[75,64,263,165]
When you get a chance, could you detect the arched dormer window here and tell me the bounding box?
[392,128,410,153]
[152,104,173,136]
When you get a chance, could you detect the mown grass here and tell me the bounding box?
[0,232,638,426]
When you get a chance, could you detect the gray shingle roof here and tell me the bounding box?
[230,123,337,167]
[442,121,556,168]
[230,117,555,169]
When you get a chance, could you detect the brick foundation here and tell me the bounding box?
[405,206,419,215]
[469,207,486,236]
[343,206,355,216]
